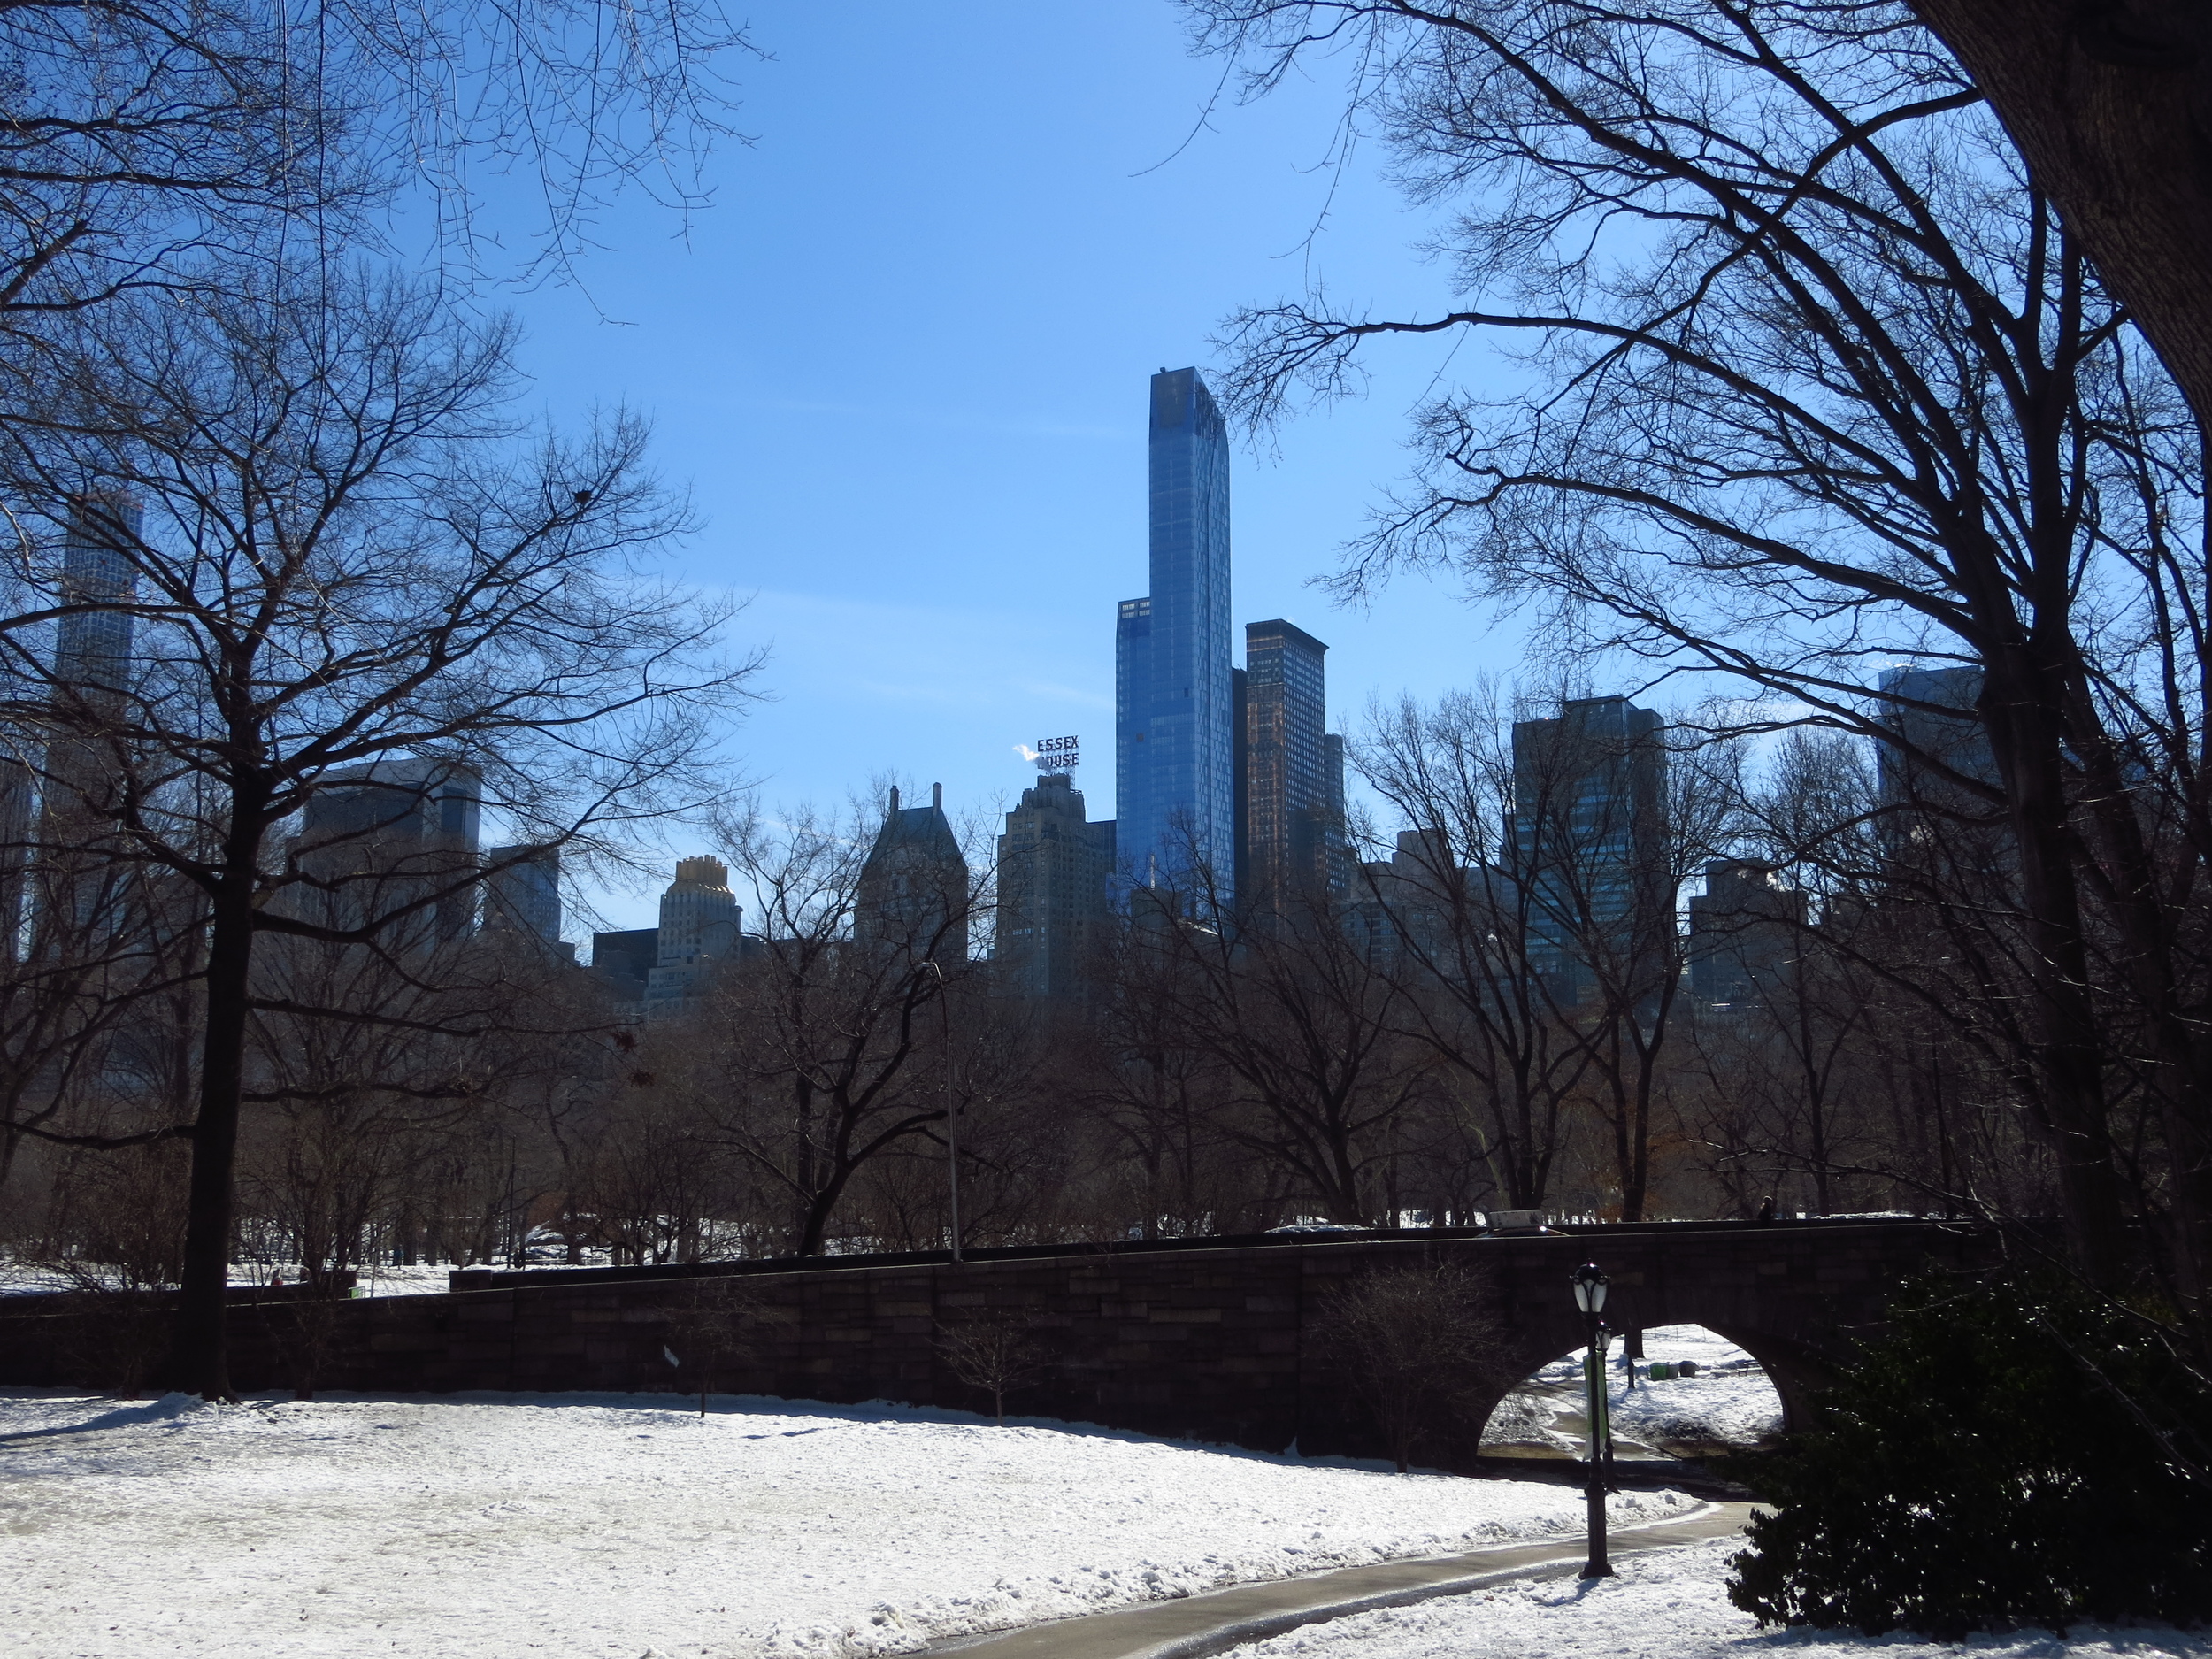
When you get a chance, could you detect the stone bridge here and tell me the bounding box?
[1,1217,2008,1463]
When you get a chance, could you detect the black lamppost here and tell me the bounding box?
[1571,1262,1615,1578]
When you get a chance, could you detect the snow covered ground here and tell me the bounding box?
[1484,1325,1784,1458]
[0,1387,1699,1659]
[2,1259,472,1298]
[1235,1536,2212,1659]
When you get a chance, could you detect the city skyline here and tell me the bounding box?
[479,8,1524,936]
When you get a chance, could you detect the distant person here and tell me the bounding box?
[268,1270,285,1286]
[1755,1195,1778,1224]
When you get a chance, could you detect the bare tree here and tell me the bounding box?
[0,0,751,328]
[935,1308,1051,1425]
[1310,1258,1505,1472]
[662,1279,761,1416]
[695,800,986,1256]
[1149,857,1431,1227]
[1192,0,2206,1306]
[0,271,747,1397]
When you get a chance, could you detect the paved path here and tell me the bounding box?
[925,1501,1754,1659]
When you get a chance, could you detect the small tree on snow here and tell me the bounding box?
[1310,1259,1506,1473]
[936,1309,1049,1424]
[662,1281,760,1417]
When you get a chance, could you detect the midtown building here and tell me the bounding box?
[644,855,741,1015]
[1510,695,1670,1003]
[1346,828,1460,974]
[25,499,143,949]
[1687,860,1808,1009]
[1878,664,2000,822]
[856,783,970,962]
[994,771,1114,999]
[589,926,659,1002]
[1116,367,1236,910]
[293,757,481,942]
[483,843,570,957]
[1240,618,1344,916]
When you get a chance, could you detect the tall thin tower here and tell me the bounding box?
[31,498,142,949]
[1115,367,1235,910]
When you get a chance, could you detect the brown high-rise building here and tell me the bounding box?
[1240,619,1340,916]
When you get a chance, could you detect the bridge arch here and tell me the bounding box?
[1476,1322,1786,1459]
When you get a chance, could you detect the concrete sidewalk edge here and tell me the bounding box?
[926,1501,1755,1659]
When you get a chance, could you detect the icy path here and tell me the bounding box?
[1234,1538,2212,1659]
[0,1389,1695,1659]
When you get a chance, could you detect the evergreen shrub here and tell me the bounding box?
[1725,1272,2211,1638]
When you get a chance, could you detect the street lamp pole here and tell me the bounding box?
[924,959,960,1265]
[1571,1262,1615,1578]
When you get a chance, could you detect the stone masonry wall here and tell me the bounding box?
[0,1220,2002,1461]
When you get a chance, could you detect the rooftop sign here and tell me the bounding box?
[1034,734,1079,773]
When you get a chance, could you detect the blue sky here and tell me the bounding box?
[494,4,1533,933]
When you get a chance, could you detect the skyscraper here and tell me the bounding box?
[1875,664,2007,884]
[590,926,658,1002]
[994,770,1113,1000]
[1688,860,1807,1009]
[1116,367,1235,910]
[1510,695,1669,1003]
[856,783,971,962]
[1241,618,1338,916]
[30,498,143,948]
[295,758,481,941]
[50,501,139,710]
[1878,664,1997,809]
[484,843,563,947]
[644,855,740,1015]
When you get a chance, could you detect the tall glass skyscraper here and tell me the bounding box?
[1116,368,1235,909]
[1242,618,1335,915]
[1510,695,1669,1002]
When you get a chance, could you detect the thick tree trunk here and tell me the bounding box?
[165,881,257,1400]
[1981,659,2133,1286]
[1910,0,2212,426]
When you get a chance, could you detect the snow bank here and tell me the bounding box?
[0,1387,1695,1658]
[1236,1537,2212,1659]
[0,1260,459,1298]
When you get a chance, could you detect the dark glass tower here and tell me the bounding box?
[1115,368,1235,909]
[485,844,563,944]
[296,758,482,941]
[1510,695,1669,1002]
[1241,618,1334,914]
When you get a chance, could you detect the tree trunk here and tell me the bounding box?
[1909,0,2212,427]
[165,879,257,1400]
[1982,661,2132,1286]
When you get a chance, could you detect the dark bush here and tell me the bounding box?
[1725,1272,2212,1637]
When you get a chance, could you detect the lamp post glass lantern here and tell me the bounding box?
[1571,1263,1615,1578]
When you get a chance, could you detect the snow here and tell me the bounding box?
[1485,1325,1785,1459]
[0,1387,1699,1659]
[1,1259,477,1298]
[1233,1536,2212,1659]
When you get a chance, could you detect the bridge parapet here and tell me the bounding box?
[0,1218,2014,1462]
